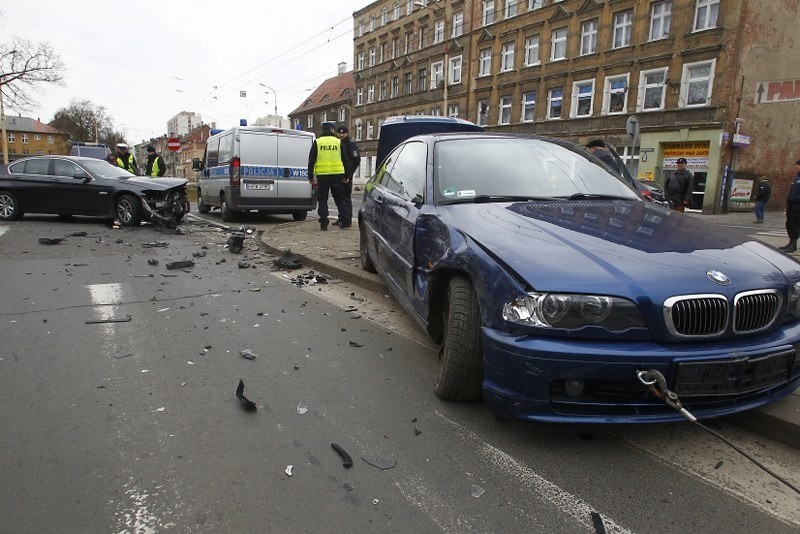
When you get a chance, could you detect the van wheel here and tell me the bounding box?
[292,211,307,222]
[197,190,210,214]
[433,275,483,402]
[220,196,235,222]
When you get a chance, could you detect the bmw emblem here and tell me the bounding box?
[707,270,731,286]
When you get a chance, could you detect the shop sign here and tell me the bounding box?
[754,79,800,104]
[663,142,710,168]
[730,179,754,202]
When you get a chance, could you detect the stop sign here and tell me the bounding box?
[166,138,181,152]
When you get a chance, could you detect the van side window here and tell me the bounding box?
[218,134,233,164]
[207,139,220,167]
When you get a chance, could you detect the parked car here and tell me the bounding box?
[638,179,669,205]
[0,156,189,226]
[358,132,800,423]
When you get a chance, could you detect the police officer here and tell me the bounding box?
[333,123,360,229]
[780,159,800,252]
[115,143,139,175]
[145,145,166,177]
[308,122,347,231]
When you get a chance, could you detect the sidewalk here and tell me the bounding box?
[260,210,800,449]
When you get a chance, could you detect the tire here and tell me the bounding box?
[197,189,210,214]
[0,191,22,221]
[220,195,235,222]
[433,275,484,402]
[115,194,143,226]
[292,211,308,222]
[359,222,377,273]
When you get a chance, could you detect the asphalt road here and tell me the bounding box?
[1,215,799,533]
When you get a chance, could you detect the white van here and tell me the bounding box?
[193,125,315,221]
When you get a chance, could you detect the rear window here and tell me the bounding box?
[11,159,50,175]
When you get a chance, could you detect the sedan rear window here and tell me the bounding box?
[12,159,50,175]
[434,138,639,204]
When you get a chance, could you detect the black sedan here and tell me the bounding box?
[359,132,800,423]
[638,179,668,205]
[0,156,189,226]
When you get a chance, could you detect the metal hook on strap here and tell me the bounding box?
[636,369,697,422]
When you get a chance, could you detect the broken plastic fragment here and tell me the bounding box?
[235,379,257,411]
[166,260,195,270]
[296,402,308,415]
[331,443,354,468]
[38,237,64,245]
[349,292,365,302]
[147,259,159,266]
[240,349,258,360]
[154,407,165,413]
[372,499,380,505]
[471,485,485,498]
[285,465,293,477]
[349,341,364,348]
[361,457,396,470]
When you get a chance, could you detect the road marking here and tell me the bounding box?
[434,411,637,534]
[0,226,8,238]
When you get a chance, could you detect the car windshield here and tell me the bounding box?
[81,159,136,179]
[434,138,639,204]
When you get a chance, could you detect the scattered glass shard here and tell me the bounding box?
[471,485,485,498]
[297,402,308,415]
[285,465,293,477]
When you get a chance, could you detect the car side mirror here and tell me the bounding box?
[73,170,90,180]
[192,158,204,171]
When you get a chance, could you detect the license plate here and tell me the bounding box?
[675,350,794,397]
[246,183,273,190]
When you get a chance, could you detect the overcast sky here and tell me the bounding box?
[1,0,368,142]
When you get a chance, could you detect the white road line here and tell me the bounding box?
[0,226,8,238]
[434,411,638,534]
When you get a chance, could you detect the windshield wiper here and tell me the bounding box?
[440,195,556,204]
[563,193,633,201]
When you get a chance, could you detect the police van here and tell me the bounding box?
[193,124,315,222]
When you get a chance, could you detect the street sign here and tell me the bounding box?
[166,138,180,152]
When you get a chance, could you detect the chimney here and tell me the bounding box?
[338,61,346,75]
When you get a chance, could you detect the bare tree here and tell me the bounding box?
[0,36,64,110]
[51,99,127,145]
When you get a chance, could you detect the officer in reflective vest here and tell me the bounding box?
[115,143,139,175]
[308,122,347,231]
[145,145,166,177]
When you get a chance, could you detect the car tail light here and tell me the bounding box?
[641,189,653,201]
[230,156,241,186]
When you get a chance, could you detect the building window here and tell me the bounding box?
[22,149,29,155]
[419,25,428,49]
[392,38,399,59]
[405,32,413,54]
[47,135,54,144]
[482,1,495,26]
[321,112,328,123]
[694,0,719,31]
[479,48,492,76]
[307,115,314,128]
[681,59,715,107]
[7,132,15,143]
[613,10,633,49]
[604,75,628,114]
[639,68,667,111]
[528,0,543,8]
[505,0,518,18]
[550,28,567,61]
[367,121,374,140]
[382,7,388,25]
[369,15,375,32]
[407,0,413,16]
[394,2,400,20]
[418,67,428,91]
[36,150,44,155]
[522,91,537,122]
[368,84,375,103]
[431,106,442,116]
[34,133,41,140]
[357,52,364,70]
[356,121,363,141]
[448,103,460,118]
[650,1,672,41]
[434,19,445,44]
[547,88,563,119]
[21,133,29,144]
[477,100,490,126]
[452,12,463,37]
[339,108,346,122]
[580,20,598,56]
[499,96,512,124]
[369,47,376,67]
[404,72,413,94]
[449,55,462,84]
[391,76,399,97]
[357,88,364,105]
[572,80,594,117]
[432,61,444,88]
[48,150,54,155]
[524,35,540,66]
[379,80,387,101]
[358,21,364,37]
[379,43,386,63]
[500,42,515,72]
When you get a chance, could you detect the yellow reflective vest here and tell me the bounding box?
[117,154,137,174]
[313,136,345,176]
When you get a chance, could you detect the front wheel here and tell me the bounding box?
[116,194,142,226]
[197,189,210,214]
[0,191,22,221]
[359,222,377,273]
[433,275,483,402]
[292,211,308,222]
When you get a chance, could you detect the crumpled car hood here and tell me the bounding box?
[444,201,800,300]
[122,176,188,190]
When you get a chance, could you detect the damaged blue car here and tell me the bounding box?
[358,131,800,423]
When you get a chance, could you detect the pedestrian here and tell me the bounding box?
[664,157,693,212]
[145,145,166,177]
[753,176,771,224]
[332,123,361,229]
[308,121,347,231]
[585,139,622,174]
[780,159,800,252]
[115,143,139,175]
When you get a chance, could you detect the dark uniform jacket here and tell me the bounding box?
[340,137,361,179]
[787,173,800,205]
[665,169,694,206]
[755,180,771,202]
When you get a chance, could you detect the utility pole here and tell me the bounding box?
[1,85,8,164]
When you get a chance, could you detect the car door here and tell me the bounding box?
[51,159,112,215]
[9,158,54,211]
[374,141,427,299]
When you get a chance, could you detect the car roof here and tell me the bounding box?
[11,155,103,164]
[376,115,484,167]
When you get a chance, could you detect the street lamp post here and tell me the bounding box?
[258,83,279,125]
[0,85,8,164]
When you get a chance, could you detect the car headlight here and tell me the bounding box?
[502,292,644,331]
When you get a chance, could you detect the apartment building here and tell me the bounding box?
[289,63,355,135]
[2,115,69,161]
[351,0,800,214]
